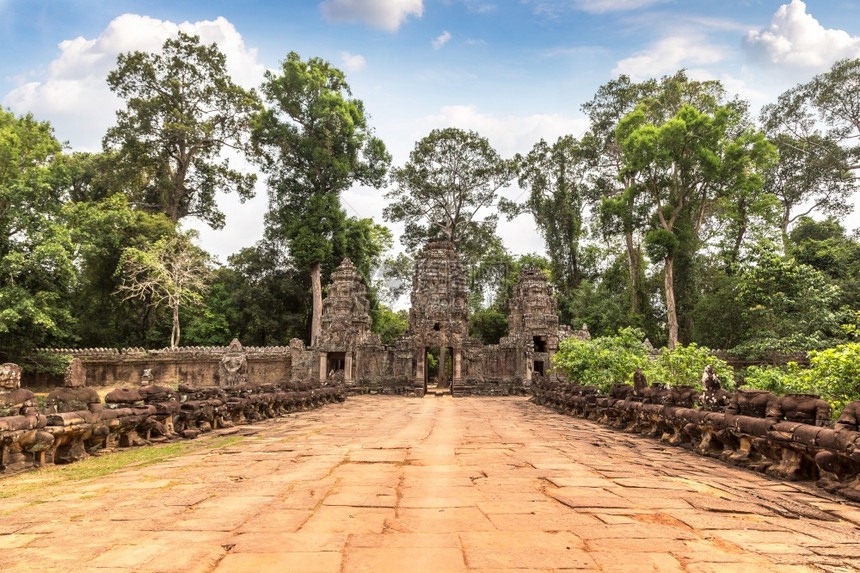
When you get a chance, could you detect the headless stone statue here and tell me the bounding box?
[766,393,831,427]
[700,365,730,412]
[44,359,102,415]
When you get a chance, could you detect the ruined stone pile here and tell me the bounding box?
[531,367,860,502]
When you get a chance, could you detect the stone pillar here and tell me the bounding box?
[344,354,353,382]
[319,354,327,382]
[415,350,425,388]
[453,349,462,381]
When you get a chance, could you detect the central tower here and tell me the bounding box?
[407,240,468,392]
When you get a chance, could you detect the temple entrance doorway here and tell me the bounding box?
[424,347,453,393]
[326,352,345,377]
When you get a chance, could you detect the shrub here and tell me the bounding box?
[553,327,649,392]
[643,343,734,390]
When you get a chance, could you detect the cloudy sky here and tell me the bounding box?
[2,0,860,262]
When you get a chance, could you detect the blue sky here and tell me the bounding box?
[2,0,859,262]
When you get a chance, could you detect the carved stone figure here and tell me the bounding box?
[219,339,248,387]
[766,393,831,427]
[45,359,101,415]
[700,365,730,412]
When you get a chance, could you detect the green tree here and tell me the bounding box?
[252,52,390,343]
[760,58,860,246]
[583,75,658,316]
[384,128,513,264]
[372,306,408,345]
[0,109,76,361]
[617,103,776,349]
[469,307,509,344]
[788,216,860,309]
[62,194,174,347]
[117,231,212,348]
[226,241,310,345]
[105,32,259,228]
[504,135,595,294]
[734,245,842,356]
[642,343,734,390]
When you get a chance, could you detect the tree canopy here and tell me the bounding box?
[105,32,259,228]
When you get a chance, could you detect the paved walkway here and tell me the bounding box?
[1,396,860,572]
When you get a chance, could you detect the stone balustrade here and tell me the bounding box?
[531,373,860,502]
[0,360,346,474]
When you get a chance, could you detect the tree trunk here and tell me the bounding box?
[664,254,679,350]
[171,304,180,348]
[311,262,322,345]
[625,232,642,315]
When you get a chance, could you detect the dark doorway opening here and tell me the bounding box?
[424,347,453,392]
[534,360,545,376]
[327,352,346,377]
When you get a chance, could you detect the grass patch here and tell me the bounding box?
[0,435,245,501]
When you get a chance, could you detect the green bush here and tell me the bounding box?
[808,342,860,413]
[741,363,811,395]
[741,342,860,414]
[643,343,734,390]
[553,327,649,392]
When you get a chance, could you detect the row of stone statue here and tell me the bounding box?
[532,366,860,502]
[0,361,346,473]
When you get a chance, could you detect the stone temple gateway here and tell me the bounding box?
[292,240,579,396]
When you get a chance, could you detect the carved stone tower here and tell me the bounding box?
[408,240,469,391]
[508,267,561,378]
[315,258,372,382]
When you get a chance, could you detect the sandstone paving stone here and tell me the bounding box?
[86,543,166,568]
[393,507,496,533]
[2,396,860,571]
[298,505,394,534]
[348,532,461,548]
[322,486,398,508]
[343,547,466,572]
[588,551,686,572]
[460,531,593,569]
[226,531,348,553]
[214,552,342,573]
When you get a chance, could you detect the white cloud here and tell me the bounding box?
[340,51,367,72]
[416,104,588,158]
[432,31,452,50]
[2,14,266,152]
[574,0,667,13]
[526,0,666,17]
[612,36,726,81]
[744,0,860,71]
[320,0,423,32]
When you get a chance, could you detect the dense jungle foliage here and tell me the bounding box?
[1,33,858,392]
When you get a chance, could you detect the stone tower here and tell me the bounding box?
[315,258,372,381]
[408,240,469,390]
[508,267,560,377]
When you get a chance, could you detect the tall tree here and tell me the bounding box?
[503,135,595,294]
[617,104,776,348]
[0,109,76,360]
[251,52,390,343]
[105,32,259,228]
[384,128,513,263]
[117,231,211,348]
[760,60,859,247]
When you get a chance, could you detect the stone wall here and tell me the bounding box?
[32,346,292,388]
